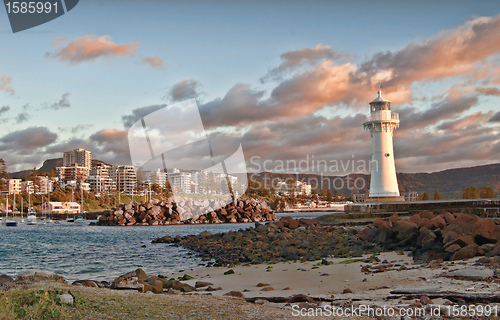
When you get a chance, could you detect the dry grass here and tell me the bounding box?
[0,281,365,320]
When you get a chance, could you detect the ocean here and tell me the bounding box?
[0,212,333,282]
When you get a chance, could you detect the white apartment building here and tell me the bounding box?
[169,172,191,194]
[145,169,167,189]
[3,179,21,195]
[21,181,34,194]
[86,164,115,193]
[109,165,137,194]
[36,176,54,194]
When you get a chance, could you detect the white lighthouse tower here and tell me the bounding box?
[363,88,403,201]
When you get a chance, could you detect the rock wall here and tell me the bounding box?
[359,211,500,261]
[96,197,275,226]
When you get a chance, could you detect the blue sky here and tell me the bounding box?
[0,0,499,174]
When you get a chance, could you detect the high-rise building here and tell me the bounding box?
[145,169,167,189]
[56,166,89,182]
[63,148,92,169]
[109,165,137,194]
[85,163,115,193]
[2,179,21,195]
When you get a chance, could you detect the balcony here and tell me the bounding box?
[365,112,399,122]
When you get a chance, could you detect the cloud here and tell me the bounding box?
[15,112,29,124]
[48,93,70,110]
[121,104,167,128]
[141,56,165,69]
[264,44,348,80]
[489,111,500,122]
[477,87,500,96]
[0,75,14,95]
[0,127,57,151]
[168,79,201,102]
[0,105,10,116]
[436,111,491,131]
[47,35,138,64]
[356,15,500,92]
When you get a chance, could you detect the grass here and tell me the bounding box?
[0,281,306,320]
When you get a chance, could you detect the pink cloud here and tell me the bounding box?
[48,35,138,64]
[141,55,165,69]
[0,75,14,95]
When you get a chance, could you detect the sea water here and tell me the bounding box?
[0,212,329,282]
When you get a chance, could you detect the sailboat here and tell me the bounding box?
[75,185,86,224]
[4,194,17,227]
[45,193,53,223]
[26,191,37,225]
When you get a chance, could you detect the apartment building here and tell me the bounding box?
[63,148,92,169]
[109,165,137,194]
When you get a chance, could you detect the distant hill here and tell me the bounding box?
[250,163,500,199]
[9,158,111,179]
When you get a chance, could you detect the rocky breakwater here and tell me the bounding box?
[152,216,382,266]
[359,211,500,261]
[96,197,275,226]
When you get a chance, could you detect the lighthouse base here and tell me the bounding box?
[366,196,405,203]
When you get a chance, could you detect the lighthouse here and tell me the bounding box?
[363,88,403,201]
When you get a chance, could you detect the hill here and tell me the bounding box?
[9,158,110,179]
[250,163,500,199]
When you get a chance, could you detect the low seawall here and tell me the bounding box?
[346,199,500,217]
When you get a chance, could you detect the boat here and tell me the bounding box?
[26,208,37,225]
[26,192,37,225]
[75,214,86,223]
[3,195,17,227]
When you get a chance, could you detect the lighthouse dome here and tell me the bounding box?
[369,89,391,110]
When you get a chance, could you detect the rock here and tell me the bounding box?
[224,291,245,298]
[473,218,500,244]
[454,214,479,234]
[72,280,98,287]
[451,244,478,261]
[446,235,474,248]
[0,274,15,285]
[393,220,418,241]
[442,268,493,280]
[256,283,271,287]
[342,288,353,294]
[442,212,455,224]
[206,286,221,292]
[280,216,299,229]
[261,287,274,291]
[418,228,436,249]
[56,294,73,305]
[120,268,148,282]
[195,281,213,288]
[15,270,65,284]
[179,274,194,281]
[180,284,196,292]
[224,269,235,275]
[287,294,314,303]
[444,244,461,253]
[420,296,433,305]
[171,280,183,290]
[111,277,144,291]
[152,281,163,294]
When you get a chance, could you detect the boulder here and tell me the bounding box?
[393,220,418,242]
[0,274,15,285]
[111,277,144,291]
[56,294,74,305]
[454,214,479,234]
[451,244,478,261]
[72,280,98,288]
[224,291,245,298]
[195,281,213,288]
[473,218,500,244]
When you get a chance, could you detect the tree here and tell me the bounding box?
[0,158,8,191]
[326,189,333,202]
[422,191,429,200]
[480,186,496,198]
[463,185,480,199]
[434,189,442,200]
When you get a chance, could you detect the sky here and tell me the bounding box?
[0,0,499,176]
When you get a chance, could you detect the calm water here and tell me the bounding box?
[0,212,331,282]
